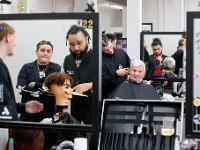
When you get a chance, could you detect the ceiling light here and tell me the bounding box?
[110,4,123,10]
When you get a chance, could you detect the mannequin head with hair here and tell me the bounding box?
[44,72,73,106]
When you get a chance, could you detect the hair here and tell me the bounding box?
[66,25,90,45]
[102,34,110,47]
[0,21,15,42]
[44,72,73,90]
[36,40,53,51]
[178,38,185,47]
[106,33,116,42]
[130,60,146,70]
[163,56,176,70]
[151,37,162,47]
[6,129,44,150]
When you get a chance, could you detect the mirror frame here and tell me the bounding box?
[0,13,101,133]
[140,31,186,82]
[142,23,153,32]
[186,11,200,138]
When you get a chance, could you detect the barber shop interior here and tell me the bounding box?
[0,0,200,149]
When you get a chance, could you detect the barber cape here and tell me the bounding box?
[153,70,179,79]
[41,106,80,124]
[108,79,160,100]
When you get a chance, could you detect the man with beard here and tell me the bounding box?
[148,38,167,78]
[63,25,93,124]
[102,34,130,99]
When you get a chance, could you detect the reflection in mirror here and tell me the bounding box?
[140,32,186,79]
[186,11,200,139]
[0,13,100,133]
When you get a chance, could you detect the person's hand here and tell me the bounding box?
[25,101,43,114]
[163,81,168,86]
[116,69,129,76]
[28,82,35,88]
[73,82,93,94]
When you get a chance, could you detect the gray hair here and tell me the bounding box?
[163,57,176,70]
[130,60,146,70]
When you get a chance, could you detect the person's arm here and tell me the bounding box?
[102,64,117,87]
[73,82,93,94]
[16,64,29,88]
[17,101,43,114]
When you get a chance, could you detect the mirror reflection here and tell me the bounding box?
[192,19,200,132]
[141,32,186,79]
[1,15,96,127]
[140,32,186,98]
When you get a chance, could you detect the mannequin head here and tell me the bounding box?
[44,72,73,106]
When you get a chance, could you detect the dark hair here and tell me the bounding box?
[66,25,90,45]
[106,33,116,42]
[151,37,162,47]
[36,40,53,51]
[6,129,44,150]
[178,38,185,46]
[44,72,73,90]
[102,34,109,47]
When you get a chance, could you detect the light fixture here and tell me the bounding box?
[110,4,123,10]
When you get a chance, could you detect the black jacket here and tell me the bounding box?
[171,49,184,75]
[17,60,61,122]
[0,58,25,121]
[102,49,130,99]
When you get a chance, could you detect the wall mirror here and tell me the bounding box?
[0,13,101,133]
[140,32,186,81]
[186,12,200,138]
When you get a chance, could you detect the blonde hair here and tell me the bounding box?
[0,21,15,42]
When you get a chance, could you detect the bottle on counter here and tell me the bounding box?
[8,138,14,150]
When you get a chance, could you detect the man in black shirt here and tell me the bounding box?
[63,25,93,124]
[0,21,43,121]
[102,34,130,99]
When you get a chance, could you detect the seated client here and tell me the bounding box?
[108,60,160,100]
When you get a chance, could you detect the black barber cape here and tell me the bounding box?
[108,79,160,100]
[42,106,83,150]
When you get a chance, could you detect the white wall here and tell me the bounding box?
[9,0,74,13]
[142,0,199,32]
[98,5,122,33]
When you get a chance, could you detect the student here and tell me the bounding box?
[148,38,167,77]
[102,34,130,99]
[16,40,61,122]
[0,21,43,120]
[0,21,43,150]
[63,25,93,124]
